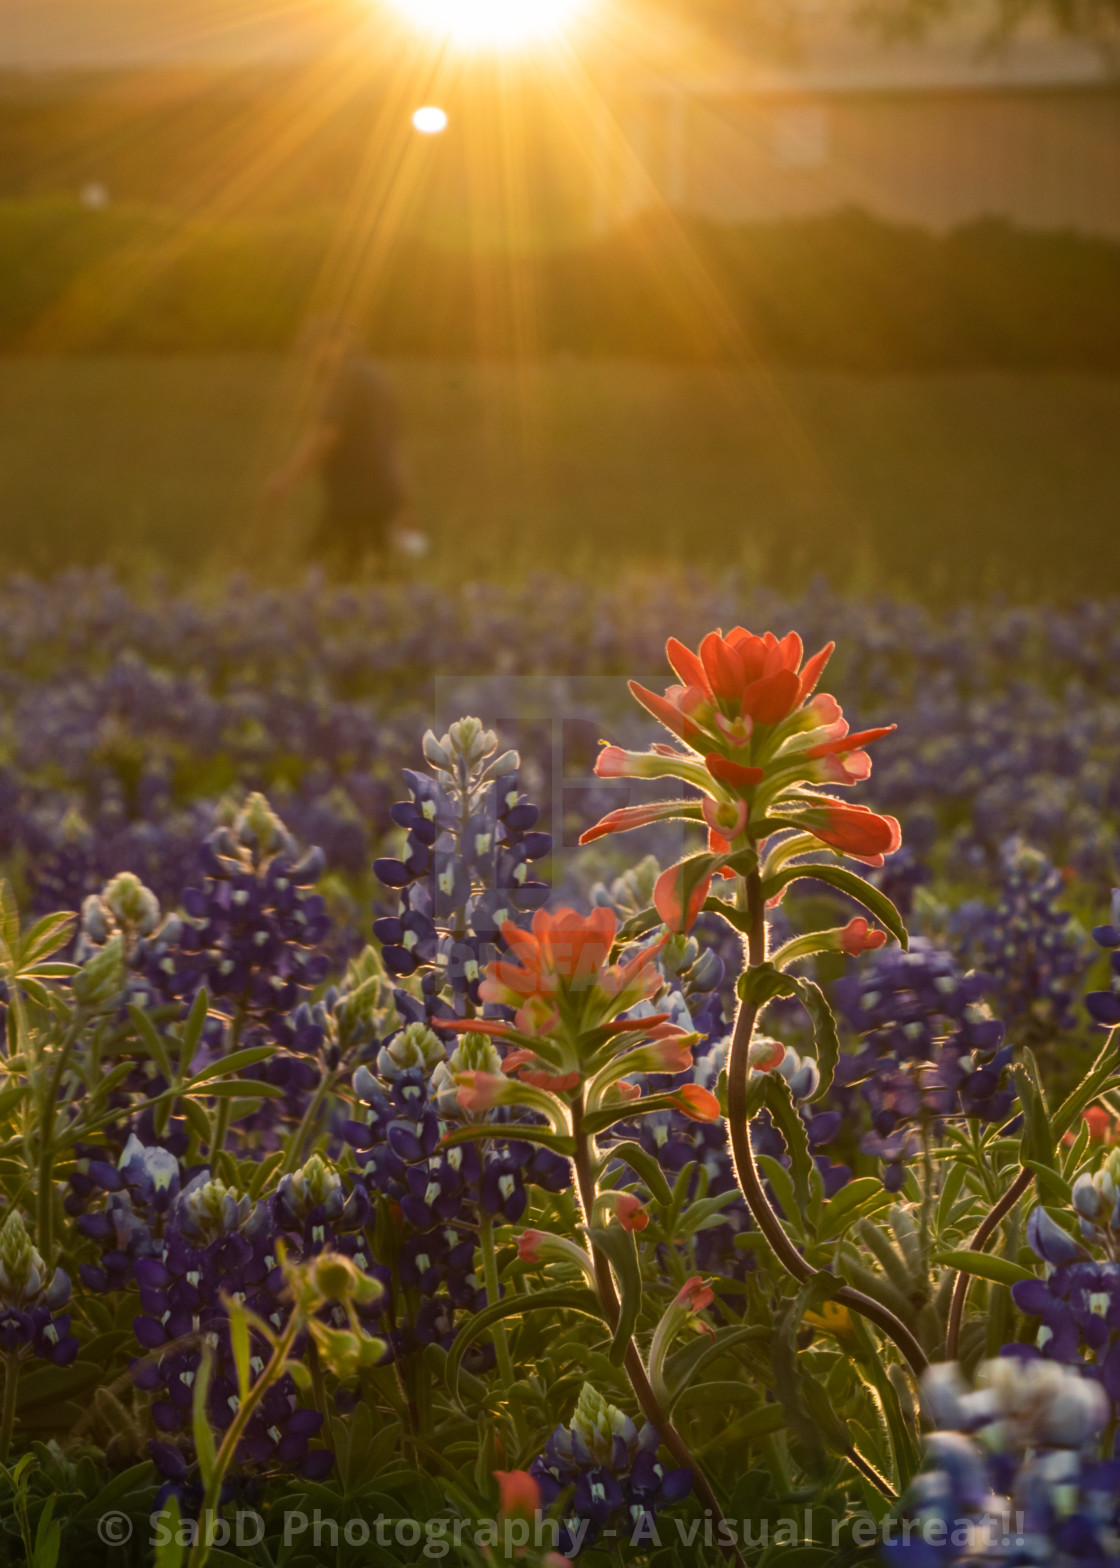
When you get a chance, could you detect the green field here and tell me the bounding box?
[1,355,1117,595]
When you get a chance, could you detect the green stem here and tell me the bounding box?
[918,1116,935,1287]
[208,1012,245,1170]
[570,1098,745,1568]
[478,1208,516,1388]
[186,1318,301,1568]
[945,1165,1033,1360]
[0,1355,20,1463]
[724,870,928,1378]
[280,1066,337,1176]
[35,1017,82,1267]
[307,1339,329,1428]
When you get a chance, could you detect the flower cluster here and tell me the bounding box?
[950,840,1088,1038]
[149,794,330,1022]
[580,627,901,927]
[529,1383,691,1555]
[886,1357,1120,1566]
[75,1140,378,1494]
[831,938,1012,1189]
[0,1211,79,1365]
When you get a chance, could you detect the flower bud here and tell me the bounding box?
[232,792,295,866]
[422,729,454,769]
[0,1211,46,1307]
[73,934,126,1007]
[102,871,161,937]
[377,1021,446,1080]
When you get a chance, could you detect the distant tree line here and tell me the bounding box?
[4,197,1120,368]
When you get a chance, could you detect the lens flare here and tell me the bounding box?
[387,0,582,49]
[412,106,449,133]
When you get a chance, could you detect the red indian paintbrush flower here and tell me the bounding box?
[495,1470,541,1517]
[580,626,900,926]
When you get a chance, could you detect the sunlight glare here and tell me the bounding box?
[386,0,582,50]
[413,106,449,133]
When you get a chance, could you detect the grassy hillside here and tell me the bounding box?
[1,353,1116,595]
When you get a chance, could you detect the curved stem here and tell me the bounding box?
[945,1165,1033,1361]
[186,1317,301,1568]
[478,1208,516,1388]
[0,1354,19,1462]
[570,1100,745,1568]
[725,871,928,1378]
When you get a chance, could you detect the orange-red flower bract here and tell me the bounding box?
[495,1469,541,1518]
[654,861,713,935]
[791,800,902,865]
[838,916,888,956]
[669,1084,721,1122]
[617,1193,649,1231]
[479,907,661,1006]
[580,625,901,878]
[673,1275,715,1313]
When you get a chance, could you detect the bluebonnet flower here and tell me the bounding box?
[146,794,329,1021]
[950,840,1089,1037]
[886,1358,1119,1567]
[373,719,551,1016]
[127,1168,336,1483]
[1005,1203,1120,1414]
[529,1383,691,1554]
[831,937,1012,1190]
[0,1211,79,1365]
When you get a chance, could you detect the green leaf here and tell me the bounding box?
[610,906,665,956]
[818,1177,894,1243]
[228,1298,251,1402]
[762,1075,813,1220]
[438,1123,575,1157]
[19,913,76,967]
[127,1005,173,1081]
[736,962,796,1009]
[0,1084,28,1121]
[1022,1160,1070,1207]
[664,1324,768,1410]
[180,1095,211,1145]
[757,1154,803,1240]
[718,1401,786,1445]
[1053,1032,1120,1142]
[248,1150,286,1200]
[186,1045,277,1086]
[32,1496,59,1568]
[191,1344,217,1487]
[603,1140,672,1207]
[1012,1058,1056,1169]
[179,988,211,1074]
[153,1496,185,1568]
[446,1287,606,1402]
[936,1159,968,1235]
[933,1250,1035,1287]
[760,862,909,950]
[588,1224,643,1366]
[700,896,754,935]
[1062,1116,1092,1181]
[70,1463,155,1522]
[789,976,840,1102]
[188,1079,285,1099]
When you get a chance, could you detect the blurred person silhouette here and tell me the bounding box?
[264,318,424,575]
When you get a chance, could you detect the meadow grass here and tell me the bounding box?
[0,353,1117,597]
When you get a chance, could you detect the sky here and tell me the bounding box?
[0,0,1105,86]
[0,0,364,67]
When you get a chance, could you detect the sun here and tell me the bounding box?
[385,0,583,49]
